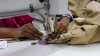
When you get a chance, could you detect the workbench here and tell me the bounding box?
[0,40,100,56]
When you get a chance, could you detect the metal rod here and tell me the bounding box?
[54,15,57,33]
[0,6,49,18]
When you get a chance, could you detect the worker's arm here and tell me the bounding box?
[49,17,70,41]
[0,28,14,38]
[0,23,43,40]
[59,17,70,26]
[49,8,73,41]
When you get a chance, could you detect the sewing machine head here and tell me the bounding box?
[0,0,68,35]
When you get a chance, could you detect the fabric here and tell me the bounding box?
[51,1,100,45]
[68,0,100,17]
[68,0,91,17]
[0,15,35,28]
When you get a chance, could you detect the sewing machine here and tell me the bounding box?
[0,0,68,35]
[0,0,69,56]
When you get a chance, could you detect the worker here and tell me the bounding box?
[0,8,73,41]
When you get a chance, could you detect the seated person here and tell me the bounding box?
[0,8,73,41]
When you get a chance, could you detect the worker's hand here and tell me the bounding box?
[12,23,43,40]
[49,22,67,41]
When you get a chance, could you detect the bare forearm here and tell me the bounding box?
[59,17,70,26]
[0,28,14,38]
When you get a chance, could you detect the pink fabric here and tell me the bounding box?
[0,15,35,28]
